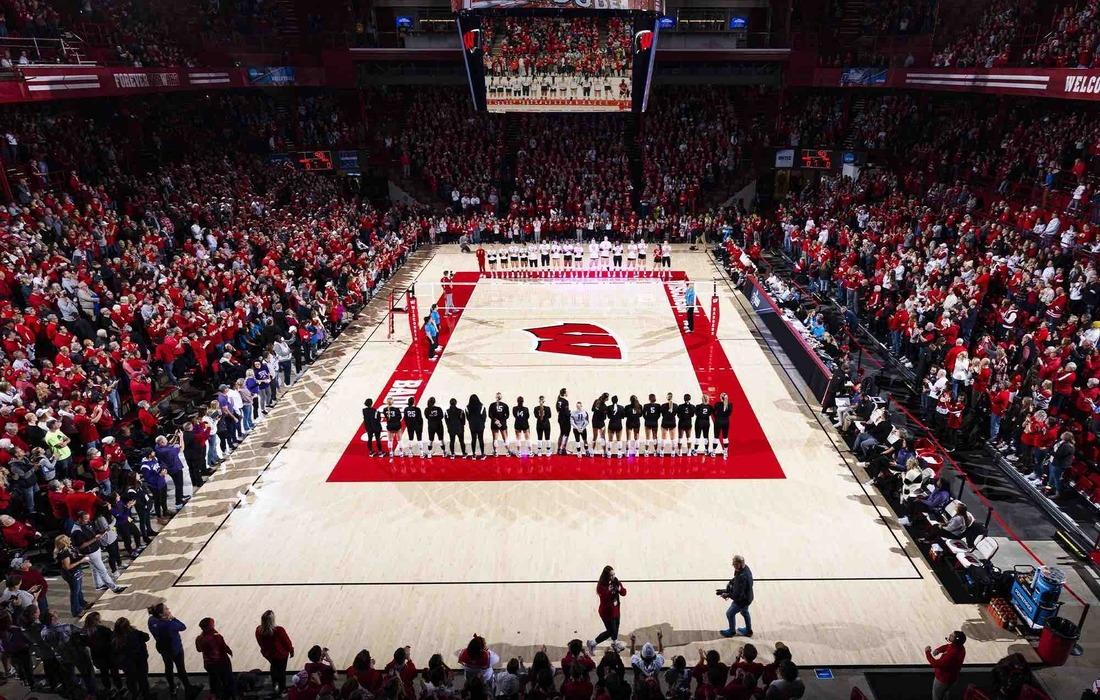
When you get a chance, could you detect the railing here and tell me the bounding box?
[0,35,92,66]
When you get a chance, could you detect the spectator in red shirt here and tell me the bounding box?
[195,618,235,700]
[588,565,626,655]
[926,631,966,700]
[255,610,295,695]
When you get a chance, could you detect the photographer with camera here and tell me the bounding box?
[718,554,754,638]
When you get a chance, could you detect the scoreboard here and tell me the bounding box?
[454,0,662,113]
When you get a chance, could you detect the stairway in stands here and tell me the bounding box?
[496,113,522,216]
[624,113,644,213]
[275,0,303,49]
[835,0,867,44]
[842,94,868,149]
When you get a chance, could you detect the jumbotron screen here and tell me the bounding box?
[455,2,660,113]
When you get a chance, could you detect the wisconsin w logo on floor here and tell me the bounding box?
[525,322,622,360]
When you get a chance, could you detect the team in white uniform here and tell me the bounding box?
[479,240,668,274]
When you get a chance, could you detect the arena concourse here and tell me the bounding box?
[0,1,1097,699]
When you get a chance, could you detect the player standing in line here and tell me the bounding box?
[403,397,425,457]
[662,244,672,269]
[556,388,572,455]
[361,398,384,457]
[512,396,531,457]
[534,396,552,456]
[591,393,609,457]
[539,240,551,268]
[487,247,498,273]
[625,396,643,457]
[509,242,521,275]
[626,241,638,270]
[573,241,584,270]
[693,393,713,456]
[612,241,624,270]
[599,236,612,270]
[588,238,600,270]
[551,241,563,269]
[652,243,662,270]
[659,392,678,456]
[638,240,647,269]
[713,392,732,457]
[571,401,592,456]
[606,395,625,458]
[642,393,660,456]
[489,392,514,457]
[383,397,403,461]
[467,394,487,459]
[527,242,538,269]
[446,398,467,458]
[563,242,574,270]
[676,394,695,456]
[425,397,446,458]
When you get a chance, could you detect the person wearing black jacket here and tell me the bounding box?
[467,395,488,459]
[719,555,753,638]
[534,396,552,457]
[555,388,571,455]
[361,398,384,457]
[712,393,732,457]
[403,399,424,458]
[425,398,446,457]
[181,423,206,490]
[693,395,713,457]
[445,399,467,458]
[676,394,695,456]
[84,612,123,694]
[1045,432,1075,499]
[489,393,514,457]
[113,617,152,700]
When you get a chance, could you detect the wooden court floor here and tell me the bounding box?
[93,247,1032,670]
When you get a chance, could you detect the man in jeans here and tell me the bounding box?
[69,510,125,594]
[719,554,753,638]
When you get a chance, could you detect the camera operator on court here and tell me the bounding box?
[719,554,754,638]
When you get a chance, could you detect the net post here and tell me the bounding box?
[387,290,395,339]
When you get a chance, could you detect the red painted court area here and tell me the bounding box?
[327,271,784,482]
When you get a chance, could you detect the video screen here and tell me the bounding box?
[483,14,633,112]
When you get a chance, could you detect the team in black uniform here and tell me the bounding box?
[362,390,733,458]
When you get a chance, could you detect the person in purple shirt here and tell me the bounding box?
[898,476,953,526]
[154,433,189,509]
[148,602,201,697]
[139,452,169,519]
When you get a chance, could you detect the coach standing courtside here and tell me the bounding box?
[719,555,753,638]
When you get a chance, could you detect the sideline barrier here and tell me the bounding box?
[740,274,838,406]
